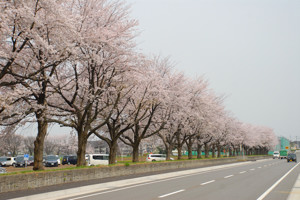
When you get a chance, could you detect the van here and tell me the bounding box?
[146,154,169,162]
[273,151,280,159]
[86,154,109,166]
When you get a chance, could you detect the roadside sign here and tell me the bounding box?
[285,146,289,150]
[24,154,29,161]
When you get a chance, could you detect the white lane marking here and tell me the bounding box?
[257,162,300,200]
[264,165,267,167]
[201,180,215,185]
[239,171,247,174]
[159,189,185,198]
[287,174,300,200]
[250,168,255,171]
[258,167,262,169]
[224,175,234,178]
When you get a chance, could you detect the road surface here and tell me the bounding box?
[5,153,300,200]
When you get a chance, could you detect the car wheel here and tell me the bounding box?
[152,159,156,162]
[12,163,16,167]
[68,162,70,165]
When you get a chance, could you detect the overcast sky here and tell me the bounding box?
[125,0,300,140]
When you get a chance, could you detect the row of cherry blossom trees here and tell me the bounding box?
[0,0,277,170]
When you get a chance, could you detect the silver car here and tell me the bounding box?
[0,167,7,174]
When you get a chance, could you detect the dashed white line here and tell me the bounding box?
[159,189,185,198]
[201,180,215,185]
[224,175,234,179]
[258,167,262,169]
[250,168,255,171]
[239,171,247,174]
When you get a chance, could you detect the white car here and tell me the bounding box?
[273,151,280,159]
[86,154,109,166]
[0,157,16,166]
[146,154,174,162]
[56,155,61,165]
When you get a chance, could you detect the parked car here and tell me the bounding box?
[44,155,59,167]
[0,157,14,166]
[0,157,7,167]
[273,151,280,159]
[27,156,34,166]
[15,155,26,167]
[146,154,174,162]
[56,155,61,165]
[62,155,77,165]
[86,154,109,166]
[287,153,297,163]
[0,167,6,174]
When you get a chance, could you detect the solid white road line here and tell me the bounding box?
[239,171,247,174]
[287,174,300,200]
[201,180,215,185]
[257,162,300,200]
[158,189,185,198]
[224,175,234,179]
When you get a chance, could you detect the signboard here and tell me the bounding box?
[285,146,289,150]
[24,154,29,161]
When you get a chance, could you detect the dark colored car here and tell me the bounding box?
[15,156,25,167]
[28,156,34,166]
[44,155,58,167]
[62,155,77,165]
[287,153,297,162]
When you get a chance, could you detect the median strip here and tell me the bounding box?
[159,189,185,198]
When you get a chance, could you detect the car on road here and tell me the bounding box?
[62,155,77,165]
[273,151,280,159]
[0,167,6,174]
[44,155,59,167]
[146,154,174,162]
[287,153,297,163]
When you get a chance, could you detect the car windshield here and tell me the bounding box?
[16,156,24,162]
[0,157,7,162]
[46,156,57,161]
[288,154,296,158]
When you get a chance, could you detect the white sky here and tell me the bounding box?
[125,0,300,140]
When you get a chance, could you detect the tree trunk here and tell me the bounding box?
[187,143,193,159]
[204,143,209,158]
[197,143,202,159]
[165,143,173,161]
[109,140,118,164]
[77,132,87,167]
[217,144,221,158]
[229,148,232,157]
[132,142,140,162]
[33,114,48,171]
[177,146,182,160]
[212,145,215,158]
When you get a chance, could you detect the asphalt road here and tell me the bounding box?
[8,152,300,200]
